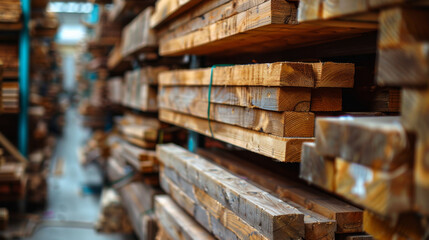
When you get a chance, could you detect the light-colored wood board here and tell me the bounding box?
[377,43,429,87]
[159,62,354,88]
[335,158,412,216]
[150,0,203,28]
[155,195,214,240]
[159,99,315,137]
[159,0,374,56]
[160,170,269,240]
[158,86,342,112]
[315,116,414,171]
[379,7,429,48]
[157,144,305,239]
[159,109,312,162]
[198,148,363,234]
[300,142,335,192]
[363,210,426,240]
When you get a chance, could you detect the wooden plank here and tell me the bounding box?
[118,125,159,141]
[158,0,269,43]
[159,86,342,112]
[300,142,335,192]
[198,148,363,234]
[159,62,354,88]
[160,170,269,240]
[157,144,305,239]
[158,0,374,56]
[155,195,214,240]
[297,0,323,22]
[378,7,429,49]
[363,211,426,240]
[315,116,414,171]
[335,158,412,216]
[121,7,157,57]
[150,0,203,28]
[400,88,429,214]
[122,135,156,149]
[159,86,312,112]
[159,109,312,162]
[323,0,369,19]
[162,166,336,240]
[159,99,315,137]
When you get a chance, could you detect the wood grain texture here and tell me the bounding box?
[300,142,335,192]
[197,148,362,234]
[160,170,269,240]
[323,0,369,19]
[157,144,305,239]
[335,158,412,216]
[159,62,354,88]
[121,7,157,57]
[315,116,414,171]
[379,7,429,49]
[158,0,374,56]
[158,86,312,112]
[150,0,202,28]
[401,88,429,215]
[155,195,215,240]
[159,109,312,162]
[363,211,426,240]
[159,98,315,137]
[377,43,429,87]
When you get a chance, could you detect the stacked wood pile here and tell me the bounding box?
[0,162,26,202]
[159,62,355,162]
[0,44,19,79]
[107,76,123,105]
[95,188,134,233]
[94,7,122,46]
[1,82,19,113]
[122,66,167,112]
[104,133,163,240]
[29,12,59,38]
[0,0,21,23]
[296,1,429,239]
[156,143,374,239]
[121,7,157,58]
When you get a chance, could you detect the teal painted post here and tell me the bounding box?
[18,0,30,156]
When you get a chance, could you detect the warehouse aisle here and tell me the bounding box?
[27,108,133,240]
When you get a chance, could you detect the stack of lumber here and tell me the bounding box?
[0,0,21,23]
[94,7,122,46]
[108,0,155,24]
[121,7,157,58]
[300,114,426,239]
[107,77,123,105]
[156,144,370,240]
[105,134,162,239]
[0,162,26,201]
[29,12,59,38]
[107,42,131,73]
[118,182,160,240]
[159,62,355,162]
[116,113,162,150]
[0,44,19,79]
[95,188,134,234]
[1,82,19,113]
[151,0,376,56]
[122,66,167,111]
[300,116,427,239]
